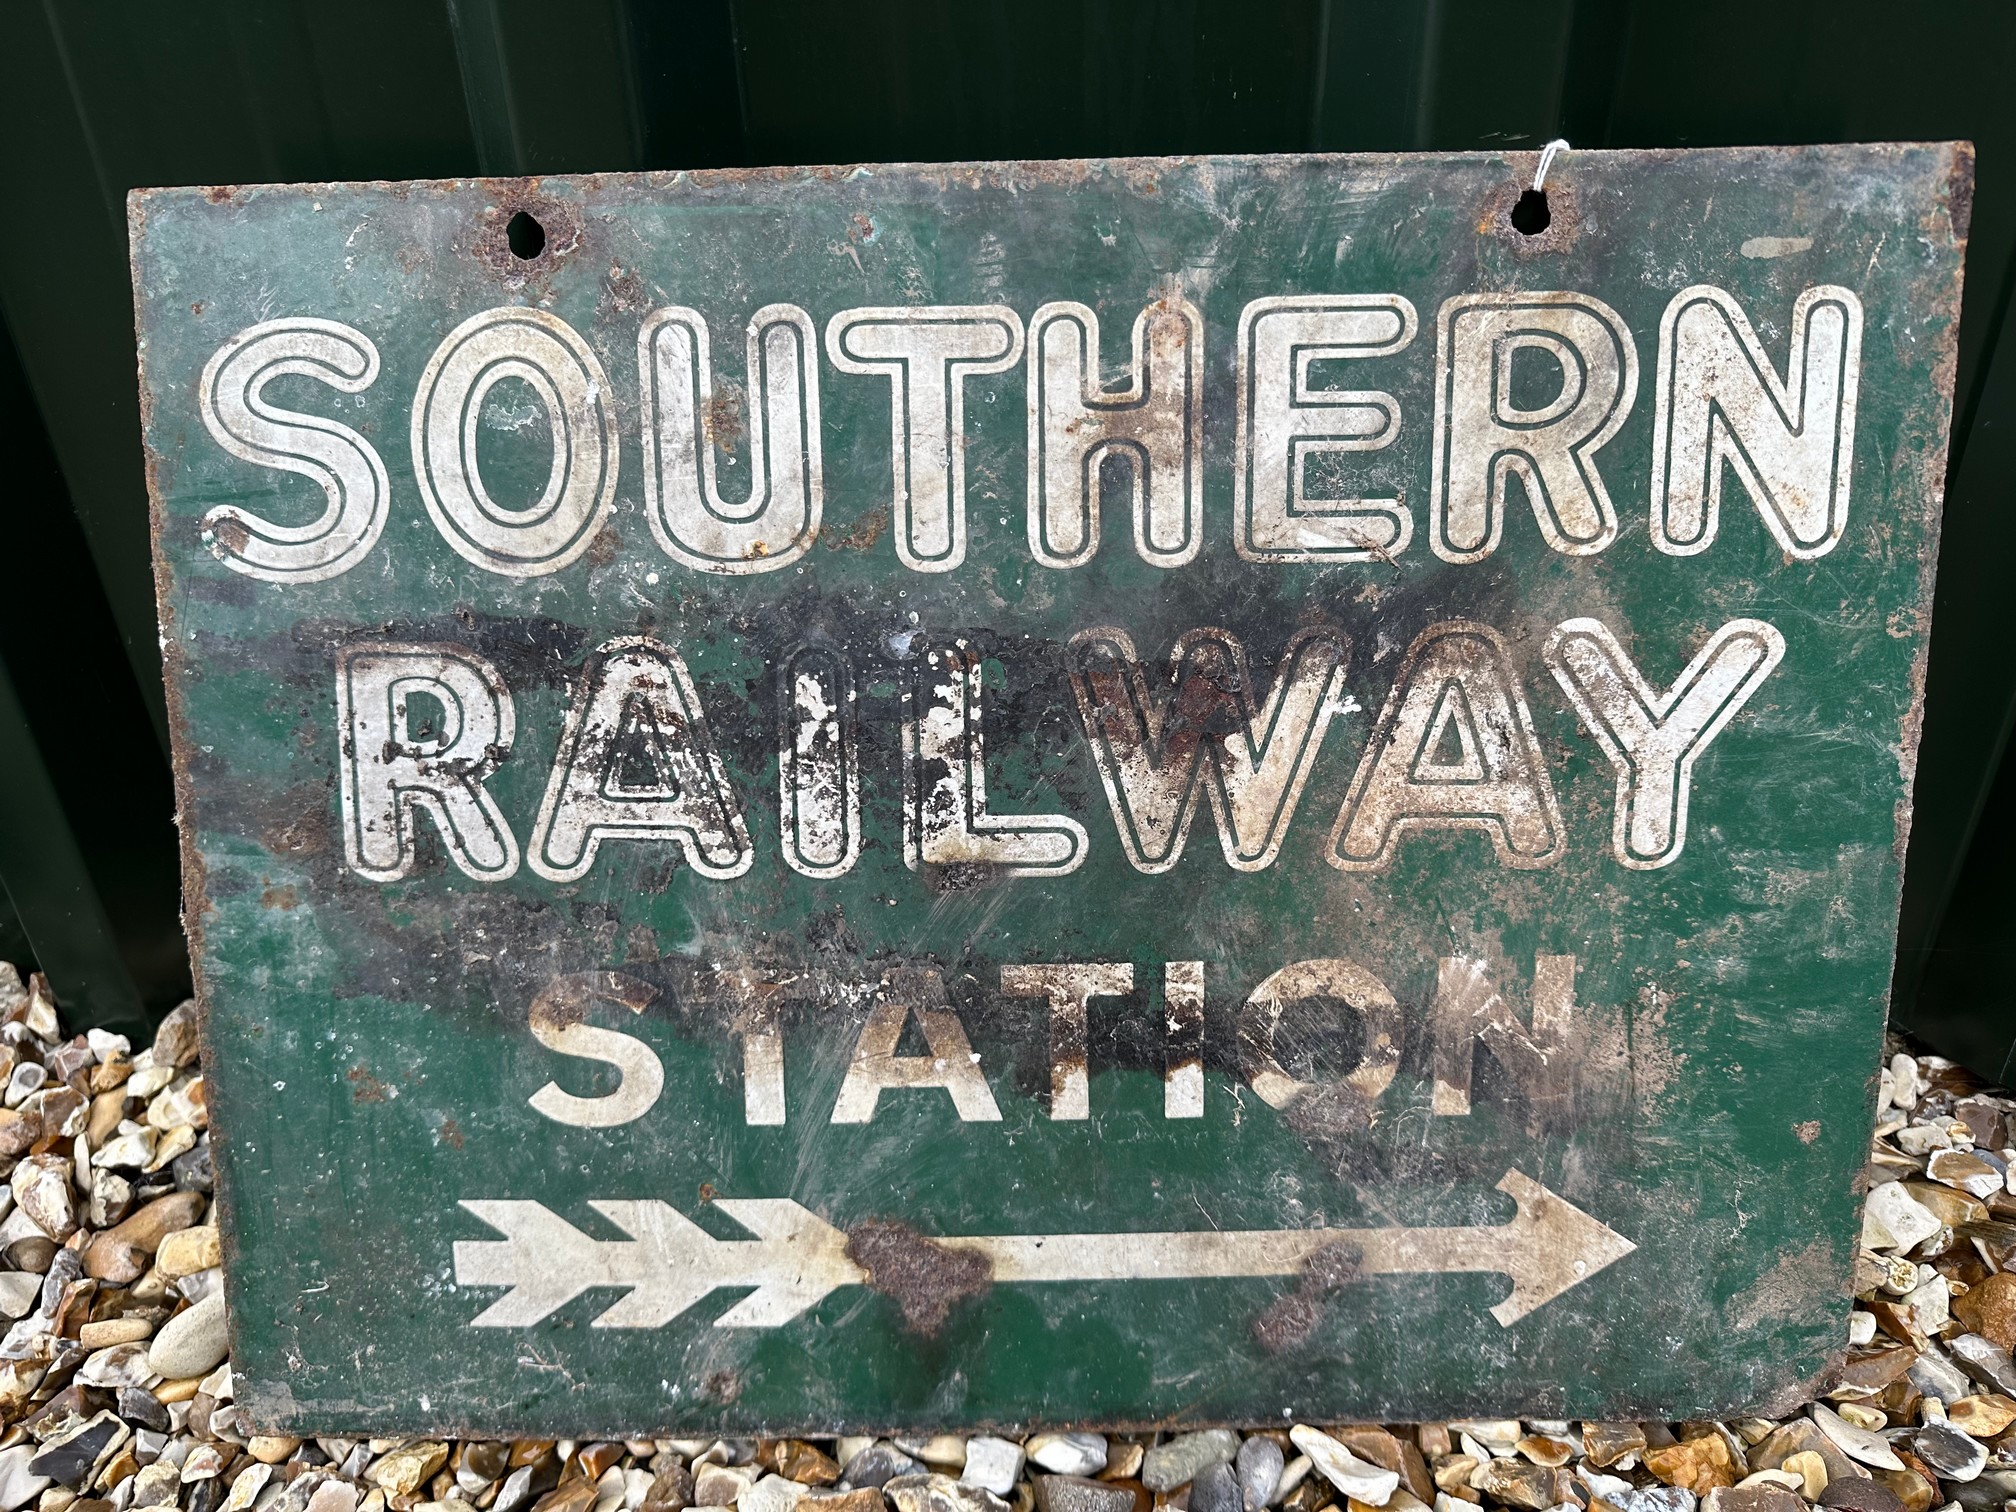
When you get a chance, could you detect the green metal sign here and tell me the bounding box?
[132,145,1967,1435]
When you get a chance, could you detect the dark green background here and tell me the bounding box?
[135,146,1959,1431]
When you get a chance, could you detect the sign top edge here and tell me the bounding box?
[122,139,1973,222]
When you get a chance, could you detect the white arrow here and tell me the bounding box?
[452,1168,1634,1331]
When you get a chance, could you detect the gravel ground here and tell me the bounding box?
[0,962,2004,1512]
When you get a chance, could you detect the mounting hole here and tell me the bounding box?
[1510,188,1551,236]
[506,210,546,260]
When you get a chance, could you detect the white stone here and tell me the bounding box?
[305,1484,358,1512]
[1025,1434,1107,1477]
[1812,1404,1906,1471]
[1863,1182,1943,1253]
[0,1444,49,1512]
[960,1440,1024,1496]
[76,1342,157,1389]
[1898,1125,1951,1156]
[0,1273,40,1321]
[1905,1274,1952,1335]
[1291,1426,1399,1508]
[897,1438,966,1470]
[740,1478,807,1512]
[1848,1309,1878,1345]
[147,1292,228,1380]
[694,1464,756,1507]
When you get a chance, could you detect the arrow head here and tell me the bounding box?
[1488,1169,1636,1325]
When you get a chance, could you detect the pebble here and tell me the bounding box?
[1810,1408,1904,1474]
[1191,1462,1241,1512]
[740,1477,807,1512]
[0,1444,48,1512]
[842,1445,924,1490]
[883,1473,1009,1512]
[1032,1478,1135,1512]
[1950,1333,2016,1396]
[148,1290,228,1379]
[1026,1436,1107,1478]
[961,1439,1024,1496]
[157,1224,221,1279]
[898,1439,968,1471]
[1909,1424,1986,1482]
[1863,1184,1944,1252]
[1290,1426,1399,1506]
[1142,1431,1240,1493]
[1237,1436,1285,1508]
[1817,1480,1905,1512]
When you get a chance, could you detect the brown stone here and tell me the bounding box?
[1865,1300,1929,1349]
[1473,1460,1554,1511]
[770,1443,840,1488]
[1956,1273,2016,1350]
[1413,1428,1451,1460]
[1902,1180,1987,1229]
[1949,1392,2016,1436]
[1830,1345,1919,1394]
[575,1446,625,1482]
[1581,1425,1648,1470]
[1957,1098,2009,1151]
[1329,1430,1431,1504]
[81,1192,205,1283]
[643,1465,695,1512]
[0,1108,39,1160]
[806,1494,886,1512]
[1644,1436,1737,1496]
[1099,1446,1145,1482]
[152,1004,202,1070]
[533,1483,598,1512]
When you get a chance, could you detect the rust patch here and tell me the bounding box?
[825,505,891,553]
[1479,176,1581,257]
[258,882,299,911]
[1252,1239,1364,1354]
[346,1065,390,1105]
[704,388,747,450]
[585,522,621,570]
[470,191,585,291]
[438,1118,464,1150]
[844,1218,993,1336]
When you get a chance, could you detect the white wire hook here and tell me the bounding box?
[1533,139,1571,193]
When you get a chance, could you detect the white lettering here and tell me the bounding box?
[825,306,1022,572]
[1027,297,1204,568]
[1328,621,1563,871]
[412,306,618,576]
[903,643,1088,875]
[1431,292,1637,561]
[1234,295,1418,561]
[197,318,389,582]
[639,304,822,572]
[1545,616,1785,869]
[1066,625,1352,872]
[334,643,519,882]
[527,637,752,882]
[1651,284,1864,558]
[527,972,664,1128]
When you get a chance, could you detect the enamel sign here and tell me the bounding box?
[130,144,1968,1433]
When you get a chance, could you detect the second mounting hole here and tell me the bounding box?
[506,210,546,260]
[1510,188,1551,237]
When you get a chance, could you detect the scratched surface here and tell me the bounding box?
[130,147,1966,1434]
